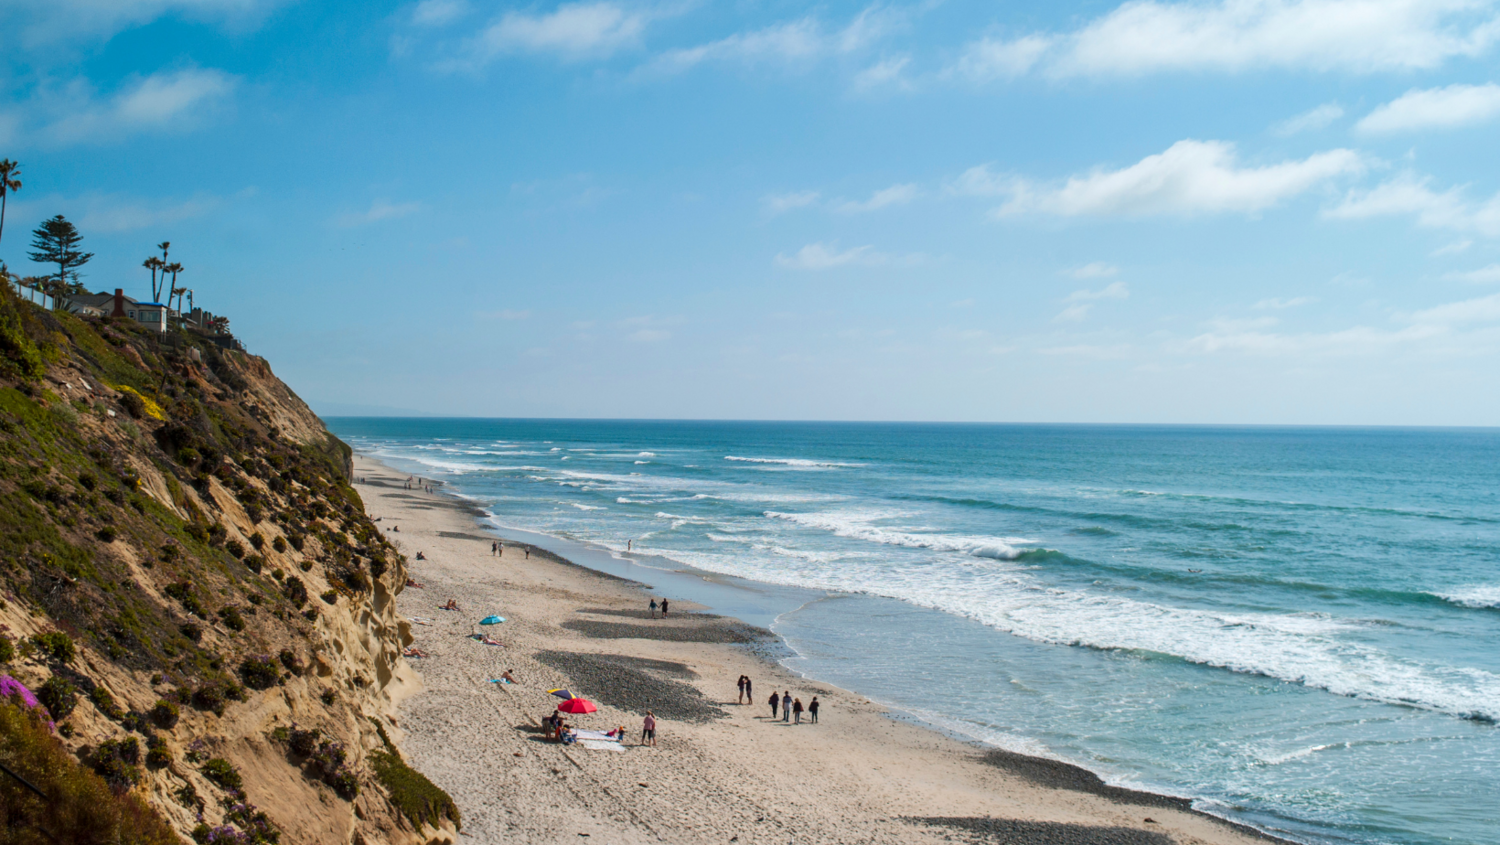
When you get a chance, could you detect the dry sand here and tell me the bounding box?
[355,455,1277,845]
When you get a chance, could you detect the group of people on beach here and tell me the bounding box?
[493,540,528,559]
[648,597,670,617]
[739,676,818,724]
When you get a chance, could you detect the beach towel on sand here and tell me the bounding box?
[579,740,627,751]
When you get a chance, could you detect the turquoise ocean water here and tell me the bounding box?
[328,419,1500,845]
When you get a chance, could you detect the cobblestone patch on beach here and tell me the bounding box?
[904,817,1176,845]
[535,650,725,722]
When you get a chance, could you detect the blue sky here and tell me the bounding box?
[3,0,1500,424]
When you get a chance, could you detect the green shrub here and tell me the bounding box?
[371,749,462,831]
[89,737,143,790]
[176,446,199,466]
[145,736,172,769]
[77,472,97,491]
[148,699,179,729]
[218,606,246,632]
[191,684,227,716]
[288,533,305,551]
[0,698,181,843]
[200,757,242,790]
[250,532,265,550]
[37,677,77,720]
[89,685,124,720]
[320,688,336,706]
[244,553,265,574]
[225,539,245,559]
[0,634,13,664]
[272,536,287,553]
[95,525,118,542]
[32,631,76,663]
[320,590,337,605]
[239,655,280,690]
[277,649,303,676]
[282,575,307,607]
[119,391,146,418]
[180,621,203,642]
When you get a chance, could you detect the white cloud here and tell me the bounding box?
[2,0,284,46]
[837,183,918,213]
[1069,261,1119,279]
[993,140,1365,217]
[1254,296,1318,308]
[335,199,424,227]
[646,7,901,76]
[946,34,1053,81]
[411,0,469,27]
[469,2,649,63]
[764,190,821,214]
[1444,264,1500,283]
[775,242,877,270]
[1055,0,1500,76]
[1325,173,1500,236]
[1056,281,1129,321]
[1272,102,1344,135]
[1356,83,1500,133]
[7,69,237,147]
[853,56,913,91]
[649,19,823,73]
[1432,239,1473,255]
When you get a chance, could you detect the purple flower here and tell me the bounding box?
[0,675,42,710]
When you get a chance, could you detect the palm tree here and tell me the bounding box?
[143,257,163,301]
[165,262,183,310]
[0,160,20,249]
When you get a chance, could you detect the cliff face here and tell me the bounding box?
[0,286,454,844]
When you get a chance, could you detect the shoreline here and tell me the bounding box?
[358,453,1291,845]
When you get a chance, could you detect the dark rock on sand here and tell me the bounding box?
[977,750,1192,811]
[534,650,724,723]
[905,817,1175,845]
[562,618,770,644]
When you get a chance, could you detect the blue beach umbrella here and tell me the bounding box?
[548,688,575,700]
[479,615,505,625]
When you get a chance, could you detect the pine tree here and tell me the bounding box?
[28,215,93,304]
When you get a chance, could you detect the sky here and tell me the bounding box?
[3,0,1500,424]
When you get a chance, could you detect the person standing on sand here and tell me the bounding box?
[781,691,791,722]
[737,675,747,704]
[809,696,819,724]
[649,599,658,618]
[792,698,803,724]
[491,541,496,556]
[642,711,657,747]
[660,598,669,617]
[769,690,779,719]
[745,677,752,705]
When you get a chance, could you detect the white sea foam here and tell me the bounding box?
[639,452,657,457]
[766,510,1035,561]
[635,461,649,465]
[725,456,864,469]
[569,503,606,511]
[1434,585,1500,609]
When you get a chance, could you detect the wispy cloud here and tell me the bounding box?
[411,0,469,27]
[2,0,285,47]
[775,242,878,270]
[946,34,1053,81]
[1254,296,1318,309]
[764,190,821,214]
[973,0,1500,78]
[836,183,918,213]
[644,6,903,76]
[1056,281,1129,321]
[1356,83,1500,133]
[774,241,922,270]
[458,1,652,66]
[3,68,237,148]
[1432,239,1473,256]
[1272,102,1344,136]
[1445,264,1500,284]
[1326,173,1500,237]
[1068,261,1119,279]
[967,140,1364,218]
[852,55,913,91]
[335,199,424,227]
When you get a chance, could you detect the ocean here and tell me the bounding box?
[328,419,1500,845]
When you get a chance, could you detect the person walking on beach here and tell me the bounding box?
[809,696,819,724]
[745,677,752,705]
[792,697,804,724]
[491,541,497,556]
[781,691,791,722]
[649,599,658,618]
[641,711,657,747]
[768,690,779,719]
[660,598,669,617]
[737,675,748,704]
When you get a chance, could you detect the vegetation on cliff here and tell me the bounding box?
[0,280,453,842]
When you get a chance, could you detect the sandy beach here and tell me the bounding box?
[355,454,1276,845]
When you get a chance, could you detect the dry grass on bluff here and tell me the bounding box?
[0,283,453,843]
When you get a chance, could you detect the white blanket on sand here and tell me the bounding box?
[579,740,626,752]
